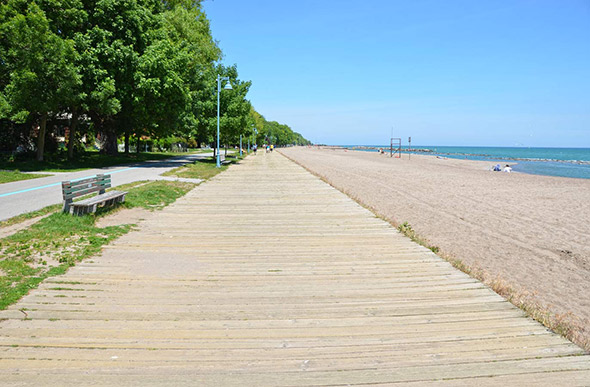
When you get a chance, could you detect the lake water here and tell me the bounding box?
[340,146,590,179]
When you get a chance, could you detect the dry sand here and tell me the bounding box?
[280,146,590,346]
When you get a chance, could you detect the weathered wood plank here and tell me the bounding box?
[1,152,588,385]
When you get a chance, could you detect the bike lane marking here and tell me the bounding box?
[0,167,138,198]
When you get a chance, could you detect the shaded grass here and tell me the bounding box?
[162,156,241,180]
[0,151,194,172]
[0,180,196,311]
[0,171,52,184]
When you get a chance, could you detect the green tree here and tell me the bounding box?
[1,1,80,161]
[162,3,220,147]
[75,0,162,155]
[247,107,311,147]
[218,64,251,151]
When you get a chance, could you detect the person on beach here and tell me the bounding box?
[493,164,501,171]
[503,164,512,173]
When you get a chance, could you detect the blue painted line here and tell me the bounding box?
[0,167,138,198]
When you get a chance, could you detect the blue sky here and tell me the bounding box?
[203,0,590,147]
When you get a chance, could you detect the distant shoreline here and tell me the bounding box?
[313,145,590,179]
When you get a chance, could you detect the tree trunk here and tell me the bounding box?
[36,113,47,161]
[124,131,130,154]
[136,137,140,154]
[67,109,79,160]
[100,125,119,155]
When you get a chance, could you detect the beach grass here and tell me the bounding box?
[279,148,590,352]
[397,221,590,351]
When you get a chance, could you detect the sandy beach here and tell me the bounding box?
[280,146,590,347]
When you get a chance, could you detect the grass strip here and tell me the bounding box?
[0,204,62,229]
[162,155,242,180]
[119,180,196,211]
[0,151,198,172]
[0,171,52,184]
[0,180,196,311]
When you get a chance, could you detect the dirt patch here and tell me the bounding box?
[95,207,152,228]
[0,214,52,239]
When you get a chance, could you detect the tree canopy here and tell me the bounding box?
[249,108,311,147]
[0,0,310,159]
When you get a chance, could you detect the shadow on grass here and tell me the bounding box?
[0,151,193,172]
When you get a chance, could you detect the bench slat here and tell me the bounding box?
[71,191,126,207]
[62,175,109,188]
[63,182,110,199]
[63,179,111,191]
[64,186,108,200]
[62,174,125,215]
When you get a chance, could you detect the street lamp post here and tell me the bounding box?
[239,135,243,157]
[216,74,232,168]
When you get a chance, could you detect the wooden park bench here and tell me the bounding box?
[62,174,127,215]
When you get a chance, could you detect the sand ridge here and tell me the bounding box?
[281,147,590,346]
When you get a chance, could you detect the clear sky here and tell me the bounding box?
[203,0,590,147]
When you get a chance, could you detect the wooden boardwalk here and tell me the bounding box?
[1,152,589,386]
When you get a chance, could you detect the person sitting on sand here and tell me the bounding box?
[493,164,501,171]
[503,164,512,173]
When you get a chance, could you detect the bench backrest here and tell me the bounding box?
[62,174,111,201]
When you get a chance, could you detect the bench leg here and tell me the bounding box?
[63,199,72,214]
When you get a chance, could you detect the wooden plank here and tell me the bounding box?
[72,191,126,207]
[2,153,589,385]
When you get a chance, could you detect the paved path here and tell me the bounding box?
[0,152,589,386]
[0,153,211,221]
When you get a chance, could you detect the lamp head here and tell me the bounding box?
[223,81,233,90]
